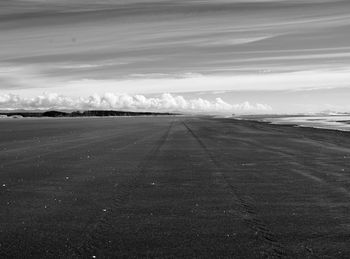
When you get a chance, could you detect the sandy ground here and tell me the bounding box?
[0,116,350,258]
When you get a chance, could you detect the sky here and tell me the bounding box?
[1,0,350,113]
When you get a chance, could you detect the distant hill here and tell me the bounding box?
[0,110,180,118]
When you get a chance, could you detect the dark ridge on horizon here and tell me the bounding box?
[0,110,180,118]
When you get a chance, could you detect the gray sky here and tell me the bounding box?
[1,0,350,113]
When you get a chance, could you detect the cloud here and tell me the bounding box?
[3,64,350,95]
[0,93,271,113]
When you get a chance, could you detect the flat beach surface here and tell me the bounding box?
[1,116,350,258]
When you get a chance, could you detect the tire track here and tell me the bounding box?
[69,121,174,258]
[204,121,350,202]
[183,121,291,259]
[0,127,158,168]
[254,141,350,199]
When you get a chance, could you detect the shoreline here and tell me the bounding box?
[233,116,350,133]
[3,113,350,133]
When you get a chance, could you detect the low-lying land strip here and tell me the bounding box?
[0,110,179,118]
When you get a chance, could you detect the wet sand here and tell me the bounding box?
[0,116,350,258]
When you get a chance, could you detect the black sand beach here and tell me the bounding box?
[1,116,350,258]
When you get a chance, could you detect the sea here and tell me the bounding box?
[261,115,350,132]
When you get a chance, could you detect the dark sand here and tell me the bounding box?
[0,116,350,258]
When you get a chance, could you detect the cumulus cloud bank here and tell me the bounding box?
[0,93,271,113]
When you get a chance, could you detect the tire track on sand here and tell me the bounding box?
[183,121,291,259]
[70,121,174,258]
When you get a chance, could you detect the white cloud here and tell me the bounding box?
[0,93,272,113]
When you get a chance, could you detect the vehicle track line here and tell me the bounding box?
[183,121,291,259]
[71,121,174,258]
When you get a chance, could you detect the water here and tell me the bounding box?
[264,116,350,132]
